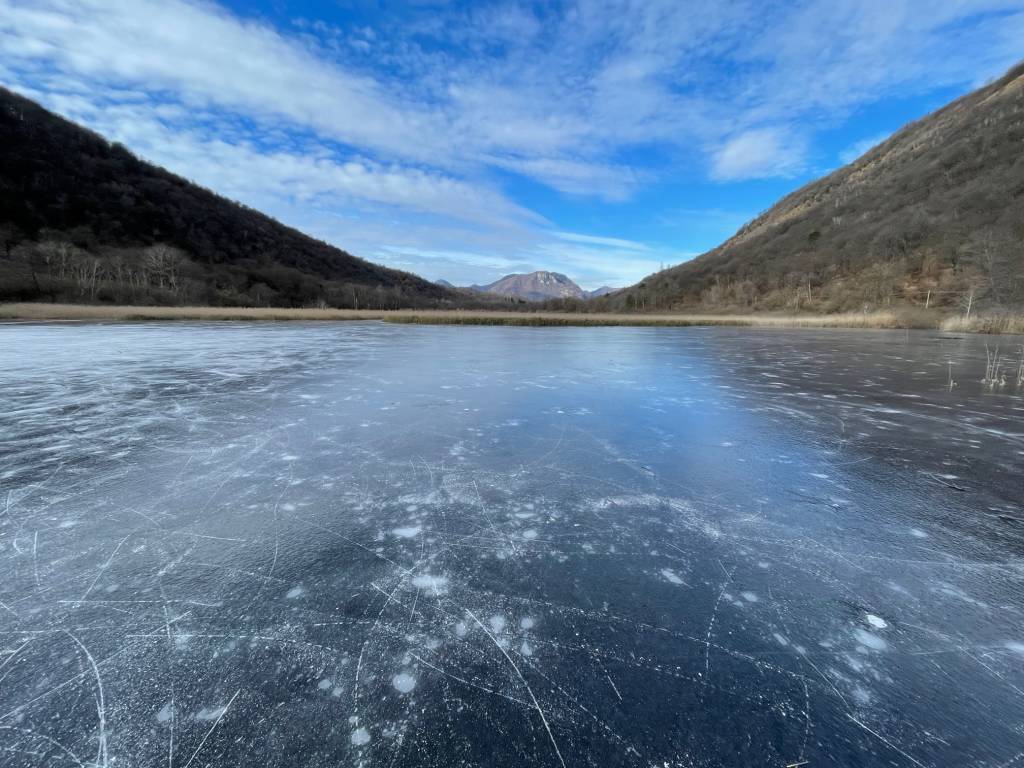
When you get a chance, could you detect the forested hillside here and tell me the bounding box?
[0,87,456,308]
[599,63,1024,315]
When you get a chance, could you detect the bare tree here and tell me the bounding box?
[37,240,80,280]
[968,228,1012,307]
[143,244,186,293]
[959,287,976,319]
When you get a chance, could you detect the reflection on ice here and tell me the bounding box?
[1,322,1023,767]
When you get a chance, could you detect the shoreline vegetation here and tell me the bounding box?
[2,303,1023,333]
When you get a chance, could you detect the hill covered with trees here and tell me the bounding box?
[0,87,457,309]
[597,63,1024,316]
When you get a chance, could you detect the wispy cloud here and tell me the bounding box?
[554,232,651,250]
[710,127,808,181]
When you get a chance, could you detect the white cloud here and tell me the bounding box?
[554,232,651,250]
[710,127,808,181]
[485,155,643,200]
[0,0,438,161]
[4,0,1022,193]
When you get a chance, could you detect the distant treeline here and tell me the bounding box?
[0,237,459,309]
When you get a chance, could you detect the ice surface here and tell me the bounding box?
[1,322,1023,767]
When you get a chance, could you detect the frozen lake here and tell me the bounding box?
[2,322,1023,767]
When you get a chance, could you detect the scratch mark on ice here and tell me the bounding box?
[64,631,108,768]
[846,714,928,768]
[181,689,240,768]
[704,564,735,678]
[462,606,567,768]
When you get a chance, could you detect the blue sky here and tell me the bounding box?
[2,1,1022,289]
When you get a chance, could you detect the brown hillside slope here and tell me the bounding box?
[600,62,1024,314]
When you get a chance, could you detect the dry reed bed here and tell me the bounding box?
[1,303,1022,333]
[1,303,906,328]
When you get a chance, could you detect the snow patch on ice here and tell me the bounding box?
[392,525,422,539]
[661,568,686,585]
[853,629,888,651]
[351,727,371,745]
[392,672,416,694]
[285,586,306,599]
[865,614,887,629]
[740,591,759,603]
[195,704,229,721]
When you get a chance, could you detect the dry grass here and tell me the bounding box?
[0,303,920,329]
[939,314,1024,335]
[10,303,1023,333]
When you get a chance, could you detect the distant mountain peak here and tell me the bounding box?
[475,271,587,301]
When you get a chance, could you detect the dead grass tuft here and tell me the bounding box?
[939,314,1024,335]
